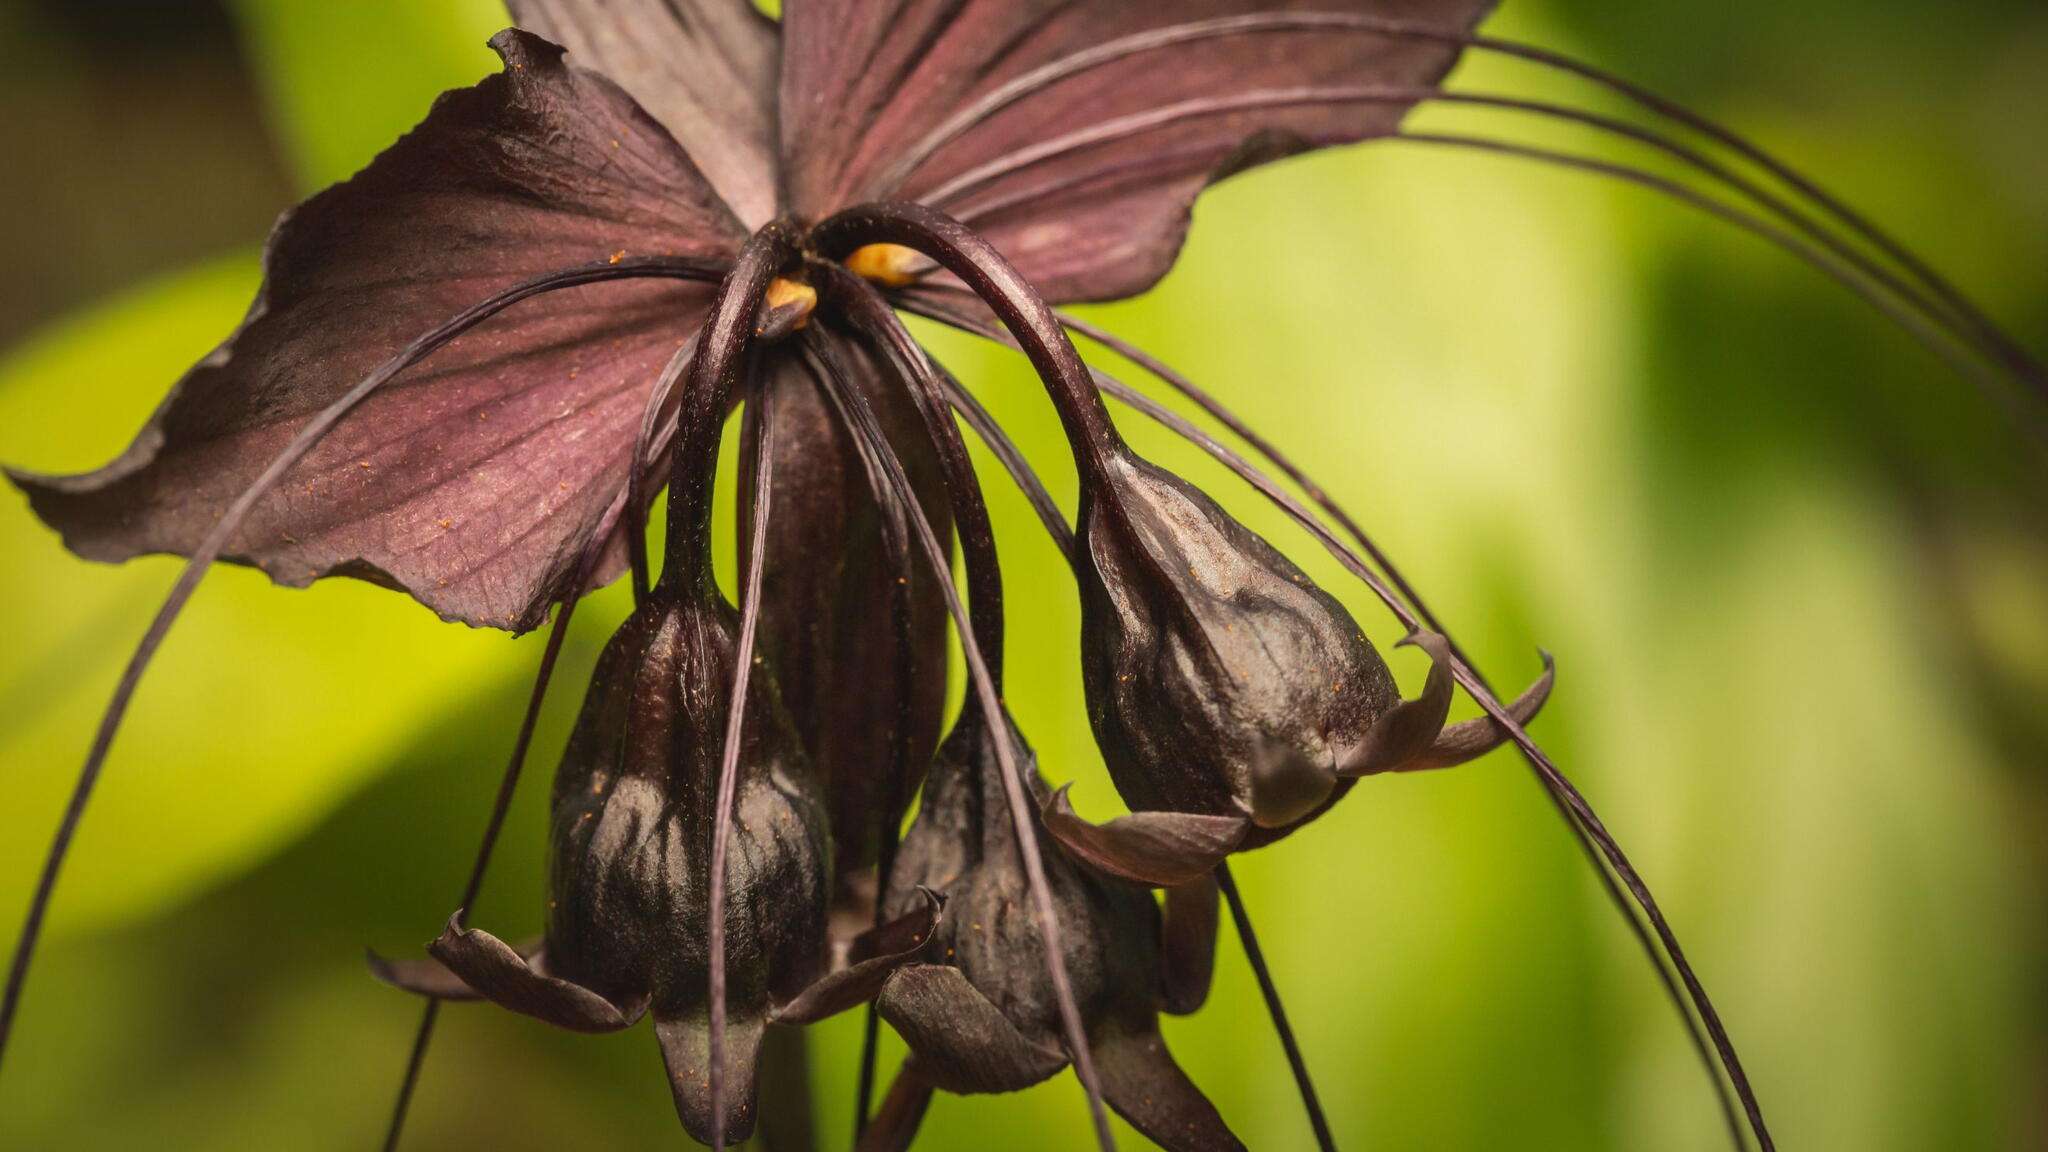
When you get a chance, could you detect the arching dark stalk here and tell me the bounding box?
[1054,310,1749,1150]
[803,312,1032,1140]
[817,267,1007,674]
[787,336,916,1142]
[799,327,1119,1152]
[0,255,724,1074]
[910,297,1771,1150]
[626,332,702,605]
[660,228,792,595]
[667,225,796,1152]
[380,487,630,1152]
[875,10,2041,389]
[811,205,1126,493]
[1215,863,1335,1152]
[816,270,1032,1139]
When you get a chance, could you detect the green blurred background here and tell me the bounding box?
[1,0,2042,1147]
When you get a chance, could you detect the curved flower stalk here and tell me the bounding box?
[7,2,2041,1149]
[797,321,1126,1148]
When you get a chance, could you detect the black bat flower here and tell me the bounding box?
[19,0,2026,1147]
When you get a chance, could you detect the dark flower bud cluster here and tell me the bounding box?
[343,188,1555,1142]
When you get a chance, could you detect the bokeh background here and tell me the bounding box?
[1,0,2043,1147]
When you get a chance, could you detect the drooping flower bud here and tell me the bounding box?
[1079,451,1390,836]
[374,589,939,1144]
[542,594,826,1143]
[862,709,1241,1152]
[1056,449,1552,880]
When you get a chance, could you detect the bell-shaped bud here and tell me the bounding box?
[1068,450,1554,870]
[1076,451,1395,846]
[862,709,1242,1152]
[543,594,832,1143]
[377,592,840,1144]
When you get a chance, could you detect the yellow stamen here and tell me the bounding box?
[845,243,926,288]
[765,276,816,317]
[757,276,818,338]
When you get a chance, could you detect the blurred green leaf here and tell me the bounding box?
[0,253,530,940]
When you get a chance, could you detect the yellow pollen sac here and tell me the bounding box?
[844,243,926,288]
[755,276,818,341]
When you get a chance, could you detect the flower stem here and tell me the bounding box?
[810,203,1125,491]
[708,372,778,1152]
[1217,863,1336,1152]
[662,224,794,595]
